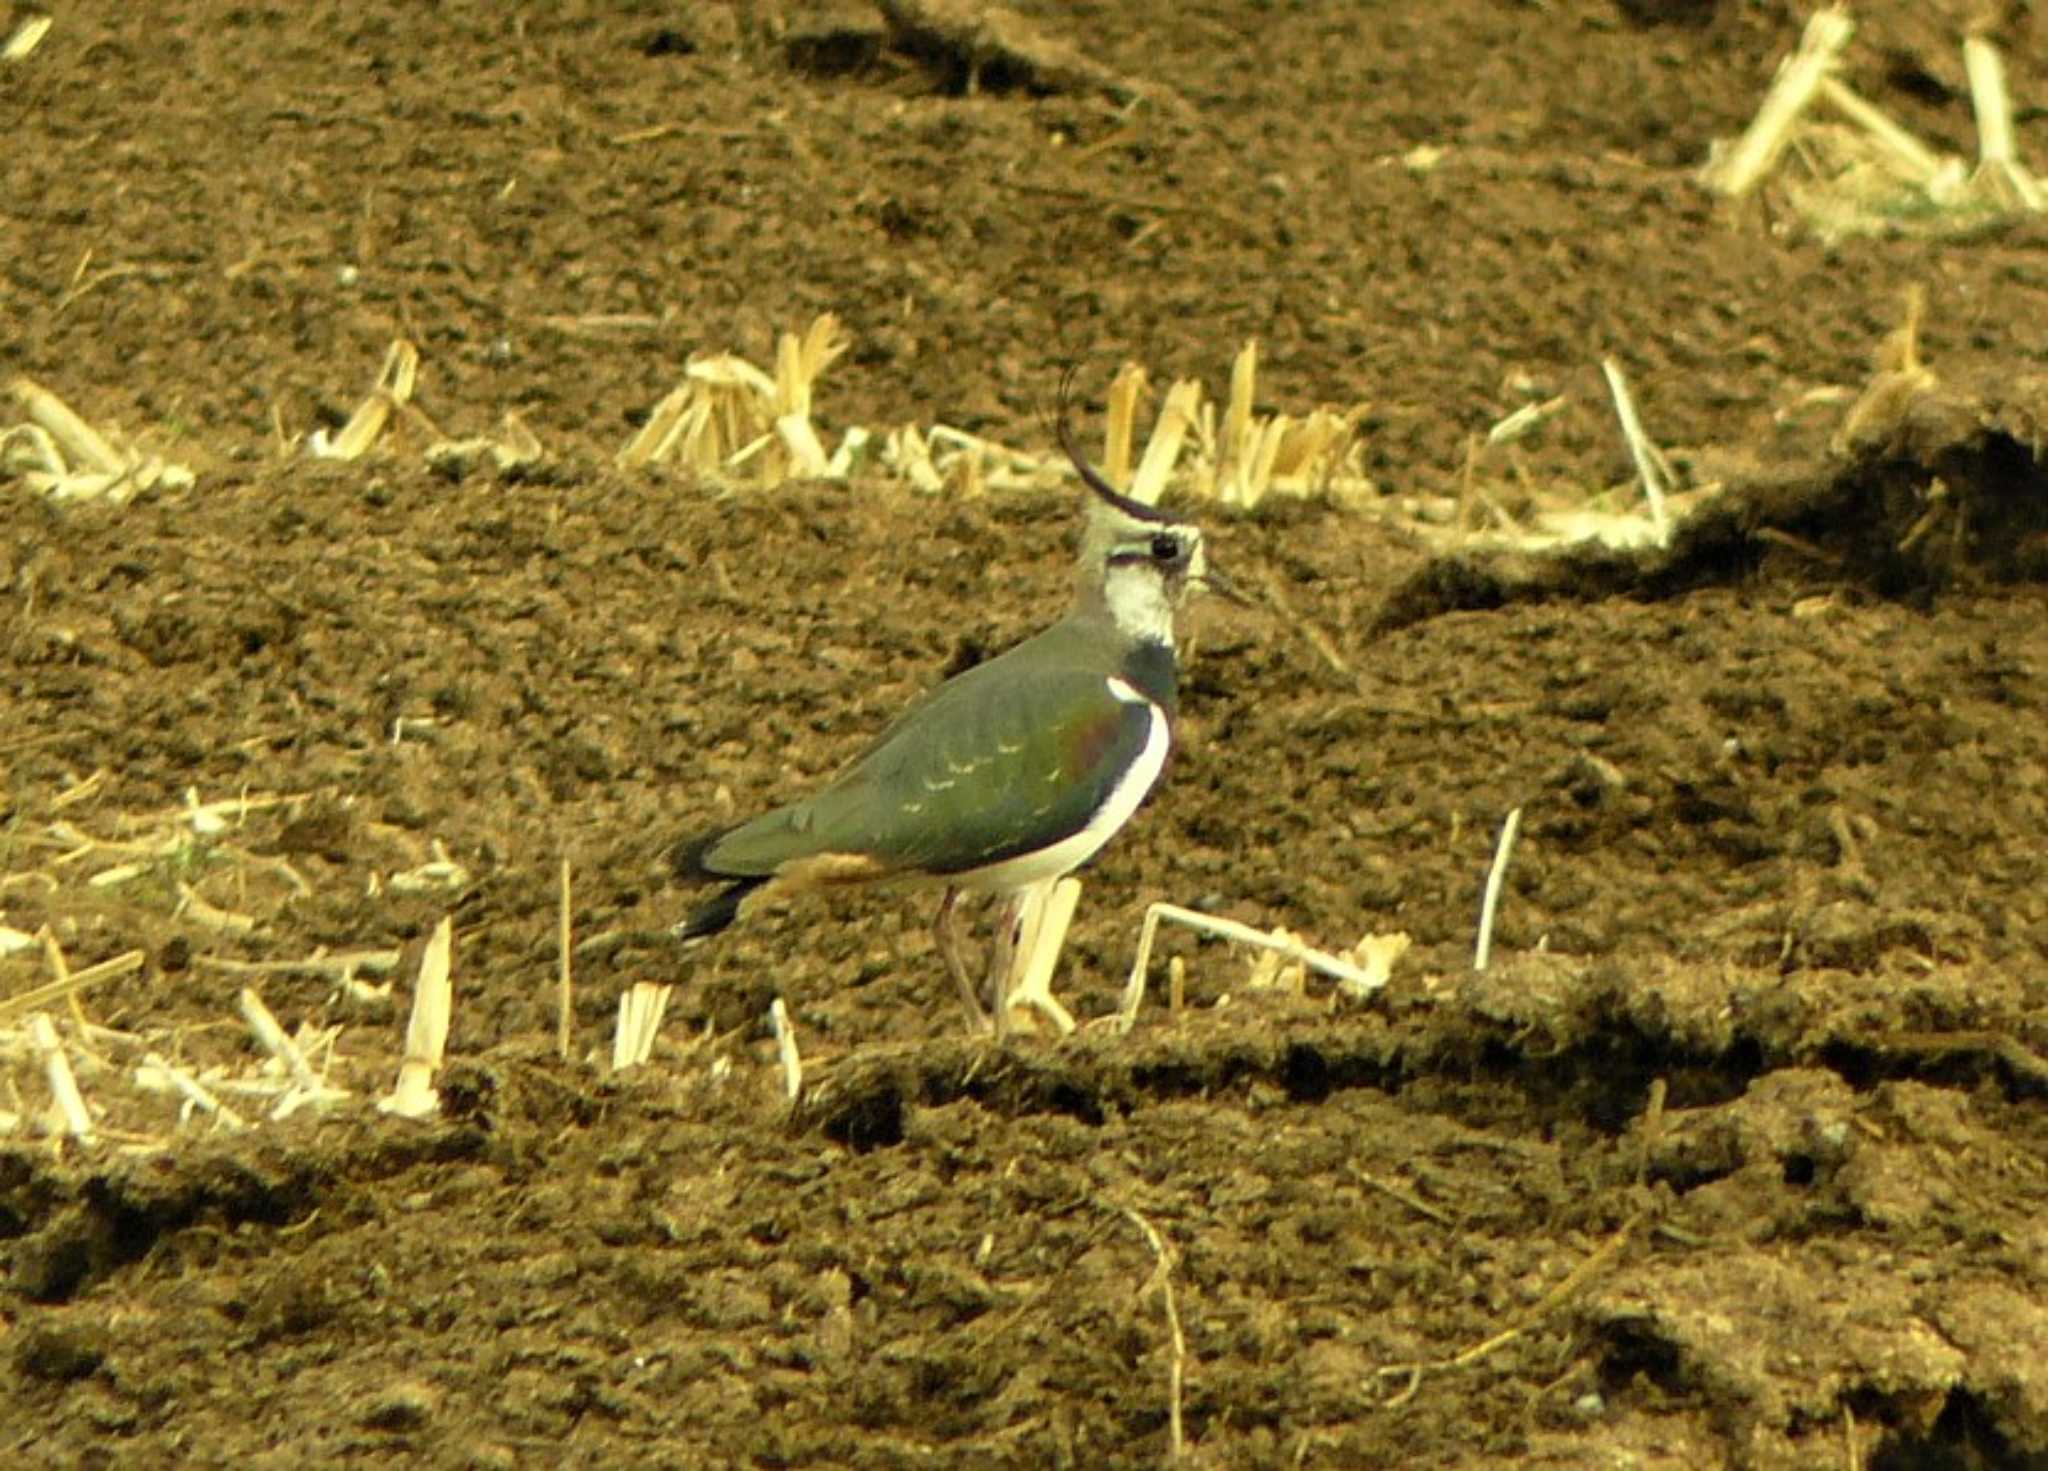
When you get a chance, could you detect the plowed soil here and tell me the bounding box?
[5,3,2048,1468]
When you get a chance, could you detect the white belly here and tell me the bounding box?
[948,678,1170,894]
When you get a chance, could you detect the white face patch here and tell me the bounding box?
[1102,554,1182,647]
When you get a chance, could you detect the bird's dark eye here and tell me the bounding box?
[1150,534,1180,563]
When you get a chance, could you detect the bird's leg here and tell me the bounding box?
[985,891,1028,1041]
[934,886,991,1033]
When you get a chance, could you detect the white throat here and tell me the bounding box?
[1102,563,1177,647]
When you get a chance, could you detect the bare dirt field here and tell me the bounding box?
[5,2,2048,1467]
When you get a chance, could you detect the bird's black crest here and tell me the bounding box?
[1052,366,1182,528]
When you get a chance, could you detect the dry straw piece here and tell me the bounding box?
[1121,1206,1189,1460]
[2,377,195,501]
[1414,358,1722,559]
[1699,5,1854,198]
[1115,903,1407,1032]
[1704,12,2041,239]
[310,339,421,460]
[1598,358,1673,546]
[769,998,803,1102]
[29,1013,95,1142]
[0,950,145,1025]
[1963,34,2044,212]
[135,1053,248,1132]
[620,319,1371,506]
[620,314,853,481]
[558,855,575,1062]
[1199,340,1369,509]
[1474,806,1525,973]
[380,917,454,1119]
[612,982,673,1071]
[1095,343,1371,510]
[240,988,348,1120]
[423,411,544,476]
[2,14,52,62]
[25,785,313,940]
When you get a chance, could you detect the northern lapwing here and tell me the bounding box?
[673,406,1232,1034]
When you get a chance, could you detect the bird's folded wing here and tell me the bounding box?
[706,669,1160,879]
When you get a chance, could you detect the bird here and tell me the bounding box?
[672,402,1233,1034]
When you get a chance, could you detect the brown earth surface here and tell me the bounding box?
[6,2,2048,1467]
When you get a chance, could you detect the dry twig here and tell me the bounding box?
[1376,1213,1642,1406]
[1121,1207,1188,1460]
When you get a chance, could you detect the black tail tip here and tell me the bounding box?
[674,877,764,944]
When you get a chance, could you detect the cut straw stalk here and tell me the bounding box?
[29,1013,94,1142]
[380,917,453,1119]
[198,949,401,983]
[775,314,848,425]
[1103,364,1149,486]
[422,411,545,477]
[1601,358,1672,542]
[557,855,574,1061]
[3,15,53,62]
[618,384,697,469]
[10,377,126,474]
[4,378,193,501]
[769,998,802,1102]
[1701,6,1853,198]
[613,982,672,1071]
[122,788,307,830]
[1486,395,1568,448]
[1967,36,2017,170]
[620,315,847,483]
[1216,340,1295,508]
[1474,807,1524,972]
[1964,35,2044,211]
[311,339,420,461]
[239,988,337,1117]
[1818,79,1955,188]
[38,928,86,1032]
[1128,380,1202,506]
[775,412,831,478]
[1220,342,1258,480]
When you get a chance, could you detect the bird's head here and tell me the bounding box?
[1058,407,1238,646]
